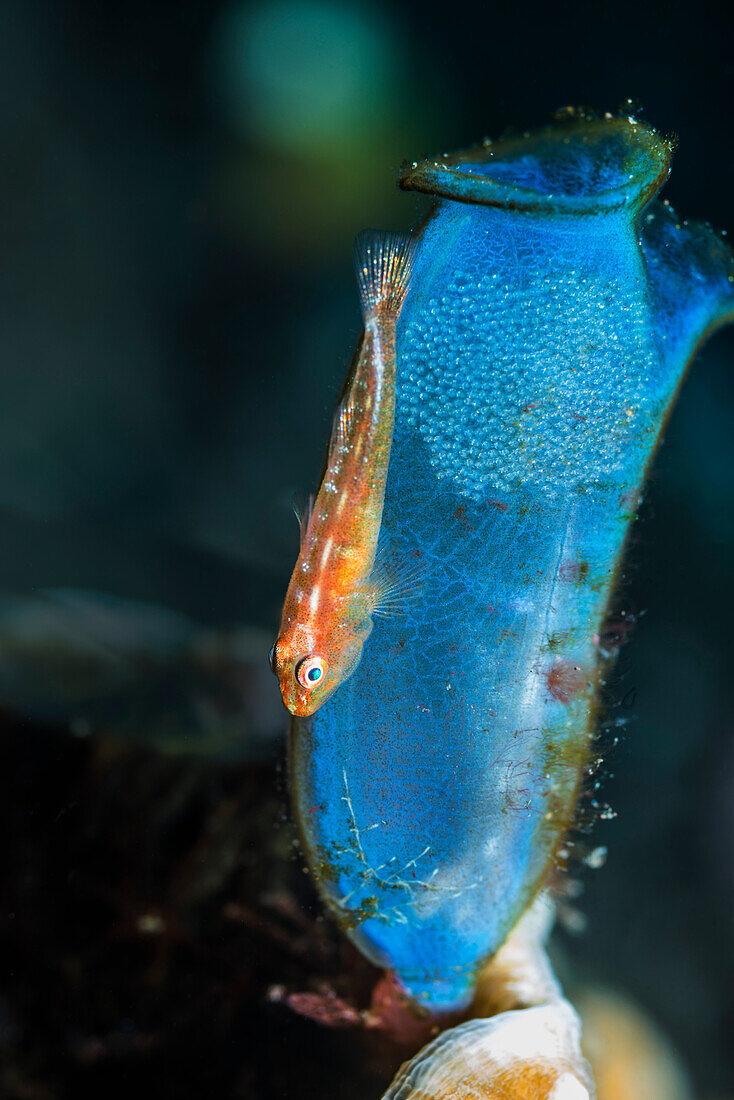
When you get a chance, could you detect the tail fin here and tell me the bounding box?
[353,230,416,325]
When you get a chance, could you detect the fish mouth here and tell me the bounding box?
[280,674,335,716]
[283,688,317,719]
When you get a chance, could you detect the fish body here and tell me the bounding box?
[272,232,415,717]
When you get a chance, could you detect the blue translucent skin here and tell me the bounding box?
[289,119,734,1009]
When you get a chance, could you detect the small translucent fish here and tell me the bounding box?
[271,231,415,717]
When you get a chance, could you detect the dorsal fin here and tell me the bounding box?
[353,230,416,324]
[292,493,315,550]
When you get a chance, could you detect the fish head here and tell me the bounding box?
[269,621,369,717]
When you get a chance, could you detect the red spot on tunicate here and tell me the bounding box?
[545,659,587,704]
[522,400,541,412]
[453,504,474,532]
[571,411,587,422]
[558,559,590,582]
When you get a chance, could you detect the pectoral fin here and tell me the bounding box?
[368,549,426,618]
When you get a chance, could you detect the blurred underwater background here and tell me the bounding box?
[0,0,733,1095]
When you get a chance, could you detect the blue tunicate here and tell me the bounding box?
[289,117,734,1009]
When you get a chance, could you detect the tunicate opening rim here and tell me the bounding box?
[399,117,672,217]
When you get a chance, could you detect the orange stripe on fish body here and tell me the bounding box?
[271,231,416,717]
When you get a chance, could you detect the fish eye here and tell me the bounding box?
[268,643,278,673]
[295,655,327,690]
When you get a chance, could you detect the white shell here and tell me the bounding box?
[382,999,593,1100]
